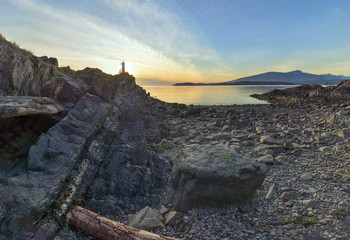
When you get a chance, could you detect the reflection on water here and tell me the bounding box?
[142,85,292,105]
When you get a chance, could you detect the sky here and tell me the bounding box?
[1,0,349,85]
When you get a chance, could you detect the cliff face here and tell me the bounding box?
[0,36,171,238]
[0,39,59,96]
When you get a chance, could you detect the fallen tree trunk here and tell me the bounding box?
[66,206,178,240]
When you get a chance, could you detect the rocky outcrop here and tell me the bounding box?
[251,80,350,103]
[0,93,111,235]
[0,96,63,118]
[0,36,172,238]
[0,36,137,107]
[168,144,266,210]
[0,38,60,96]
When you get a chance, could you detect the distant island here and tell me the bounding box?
[174,81,295,86]
[174,70,349,86]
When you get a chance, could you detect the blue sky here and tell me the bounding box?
[1,0,349,85]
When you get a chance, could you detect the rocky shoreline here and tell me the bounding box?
[61,100,350,240]
[0,35,350,239]
[152,102,350,239]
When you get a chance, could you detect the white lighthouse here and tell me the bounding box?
[121,62,125,73]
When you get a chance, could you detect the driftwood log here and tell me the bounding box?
[66,206,178,240]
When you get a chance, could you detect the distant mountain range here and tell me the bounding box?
[174,70,350,86]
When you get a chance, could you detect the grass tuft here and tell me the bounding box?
[276,216,318,227]
[0,33,33,55]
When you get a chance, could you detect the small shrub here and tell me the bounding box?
[276,216,318,227]
[221,153,233,162]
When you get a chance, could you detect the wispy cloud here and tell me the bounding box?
[2,0,223,82]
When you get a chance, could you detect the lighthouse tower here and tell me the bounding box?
[121,62,125,73]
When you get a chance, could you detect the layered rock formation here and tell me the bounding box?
[0,36,171,238]
[0,96,63,118]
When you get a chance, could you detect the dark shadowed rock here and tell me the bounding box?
[183,106,201,117]
[256,155,274,165]
[0,93,111,235]
[42,76,89,104]
[0,113,58,171]
[165,211,183,226]
[159,139,176,150]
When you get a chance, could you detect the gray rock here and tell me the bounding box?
[158,205,168,215]
[169,144,266,210]
[164,211,183,226]
[248,134,259,140]
[275,155,288,163]
[173,137,185,144]
[283,141,294,150]
[321,132,338,138]
[183,106,201,117]
[221,125,230,132]
[213,132,232,141]
[159,139,176,150]
[260,136,277,144]
[256,155,274,165]
[302,128,314,137]
[265,183,276,199]
[319,216,332,225]
[253,144,284,156]
[128,206,165,231]
[338,128,350,139]
[319,146,331,152]
[307,187,316,193]
[326,113,337,125]
[280,191,297,201]
[302,199,320,208]
[301,173,313,181]
[32,223,57,240]
[343,215,350,227]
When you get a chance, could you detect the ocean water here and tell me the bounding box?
[142,85,292,105]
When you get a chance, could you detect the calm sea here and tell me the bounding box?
[142,85,292,105]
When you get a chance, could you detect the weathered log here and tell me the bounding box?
[66,206,178,240]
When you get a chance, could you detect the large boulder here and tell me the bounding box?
[168,144,266,210]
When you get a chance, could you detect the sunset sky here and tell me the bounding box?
[1,0,349,85]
